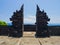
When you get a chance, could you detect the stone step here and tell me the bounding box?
[20,38,40,45]
[23,32,36,37]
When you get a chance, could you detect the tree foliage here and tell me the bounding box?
[0,21,7,26]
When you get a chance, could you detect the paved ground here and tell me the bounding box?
[0,32,60,45]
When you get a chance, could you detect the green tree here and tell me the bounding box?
[0,21,7,26]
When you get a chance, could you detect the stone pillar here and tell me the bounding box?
[10,5,24,37]
[36,5,50,37]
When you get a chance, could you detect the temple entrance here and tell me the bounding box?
[10,5,50,37]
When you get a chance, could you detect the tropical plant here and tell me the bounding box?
[0,20,7,26]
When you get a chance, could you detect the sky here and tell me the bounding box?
[0,0,60,24]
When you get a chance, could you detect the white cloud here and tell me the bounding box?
[24,14,60,24]
[24,15,36,24]
[49,16,60,24]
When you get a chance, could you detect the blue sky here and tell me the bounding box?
[0,0,60,24]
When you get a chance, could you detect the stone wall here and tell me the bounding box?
[0,25,60,37]
[48,26,60,36]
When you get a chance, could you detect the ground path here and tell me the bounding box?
[0,32,60,45]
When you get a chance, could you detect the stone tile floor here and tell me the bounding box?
[0,32,60,45]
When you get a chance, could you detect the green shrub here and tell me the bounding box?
[0,20,7,26]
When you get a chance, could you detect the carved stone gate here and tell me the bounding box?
[10,4,50,37]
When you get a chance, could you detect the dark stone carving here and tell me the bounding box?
[9,5,24,37]
[35,5,50,37]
